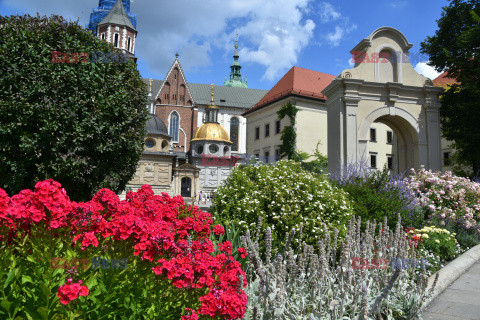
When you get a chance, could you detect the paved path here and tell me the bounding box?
[422,260,480,320]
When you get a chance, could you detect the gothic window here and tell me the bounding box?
[169,111,179,142]
[230,117,239,151]
[114,34,119,48]
[164,82,171,104]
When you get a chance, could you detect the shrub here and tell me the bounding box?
[0,180,247,319]
[240,216,434,319]
[331,163,423,229]
[407,226,461,261]
[405,168,480,236]
[211,160,354,245]
[0,15,148,201]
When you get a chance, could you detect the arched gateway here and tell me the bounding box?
[323,27,443,174]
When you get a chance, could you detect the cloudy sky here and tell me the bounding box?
[0,0,448,90]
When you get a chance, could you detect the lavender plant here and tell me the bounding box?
[331,161,423,229]
[241,216,434,319]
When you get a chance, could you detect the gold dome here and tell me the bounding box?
[192,123,232,143]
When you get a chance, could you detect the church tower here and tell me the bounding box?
[95,0,137,58]
[224,35,248,88]
[88,0,137,34]
[191,85,232,158]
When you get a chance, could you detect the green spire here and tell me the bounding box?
[224,33,248,88]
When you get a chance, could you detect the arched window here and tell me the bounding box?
[379,49,398,82]
[169,111,179,142]
[114,34,119,48]
[230,117,239,151]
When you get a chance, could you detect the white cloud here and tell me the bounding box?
[4,0,316,82]
[414,61,442,80]
[235,0,315,80]
[318,2,341,23]
[390,1,407,9]
[317,2,356,47]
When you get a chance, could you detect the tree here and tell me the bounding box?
[292,141,328,175]
[421,0,480,176]
[0,15,148,200]
[277,102,298,160]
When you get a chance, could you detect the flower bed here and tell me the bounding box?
[0,180,247,319]
[406,168,480,231]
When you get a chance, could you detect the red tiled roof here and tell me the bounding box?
[243,67,336,115]
[433,70,457,88]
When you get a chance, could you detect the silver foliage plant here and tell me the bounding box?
[240,216,438,320]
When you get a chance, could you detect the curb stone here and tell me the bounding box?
[422,243,480,310]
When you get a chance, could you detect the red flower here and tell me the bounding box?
[237,247,247,259]
[213,225,225,235]
[0,180,248,319]
[219,241,232,255]
[56,279,89,305]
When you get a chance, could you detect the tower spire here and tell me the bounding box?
[224,33,248,88]
[204,84,219,123]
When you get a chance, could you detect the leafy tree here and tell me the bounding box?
[277,102,298,160]
[0,15,148,200]
[292,141,328,175]
[421,0,480,175]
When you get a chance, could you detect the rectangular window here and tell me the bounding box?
[254,153,260,161]
[101,33,105,40]
[275,120,281,134]
[387,131,393,144]
[255,127,260,140]
[370,153,377,168]
[114,33,119,48]
[443,152,452,166]
[264,151,270,164]
[265,123,270,137]
[275,148,281,161]
[127,37,131,52]
[387,155,393,169]
[370,128,376,142]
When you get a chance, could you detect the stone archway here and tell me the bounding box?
[358,107,422,173]
[322,27,443,174]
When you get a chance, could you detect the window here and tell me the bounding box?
[275,120,281,134]
[169,112,179,142]
[254,153,260,160]
[370,153,377,168]
[196,145,204,154]
[443,152,452,166]
[370,128,376,142]
[127,37,131,52]
[145,139,155,148]
[387,155,393,170]
[275,148,281,161]
[224,146,230,154]
[255,127,260,140]
[209,144,219,154]
[387,131,393,144]
[264,151,270,164]
[265,123,270,137]
[230,117,239,151]
[114,33,119,48]
[101,33,105,40]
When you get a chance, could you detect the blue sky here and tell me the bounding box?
[0,0,449,90]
